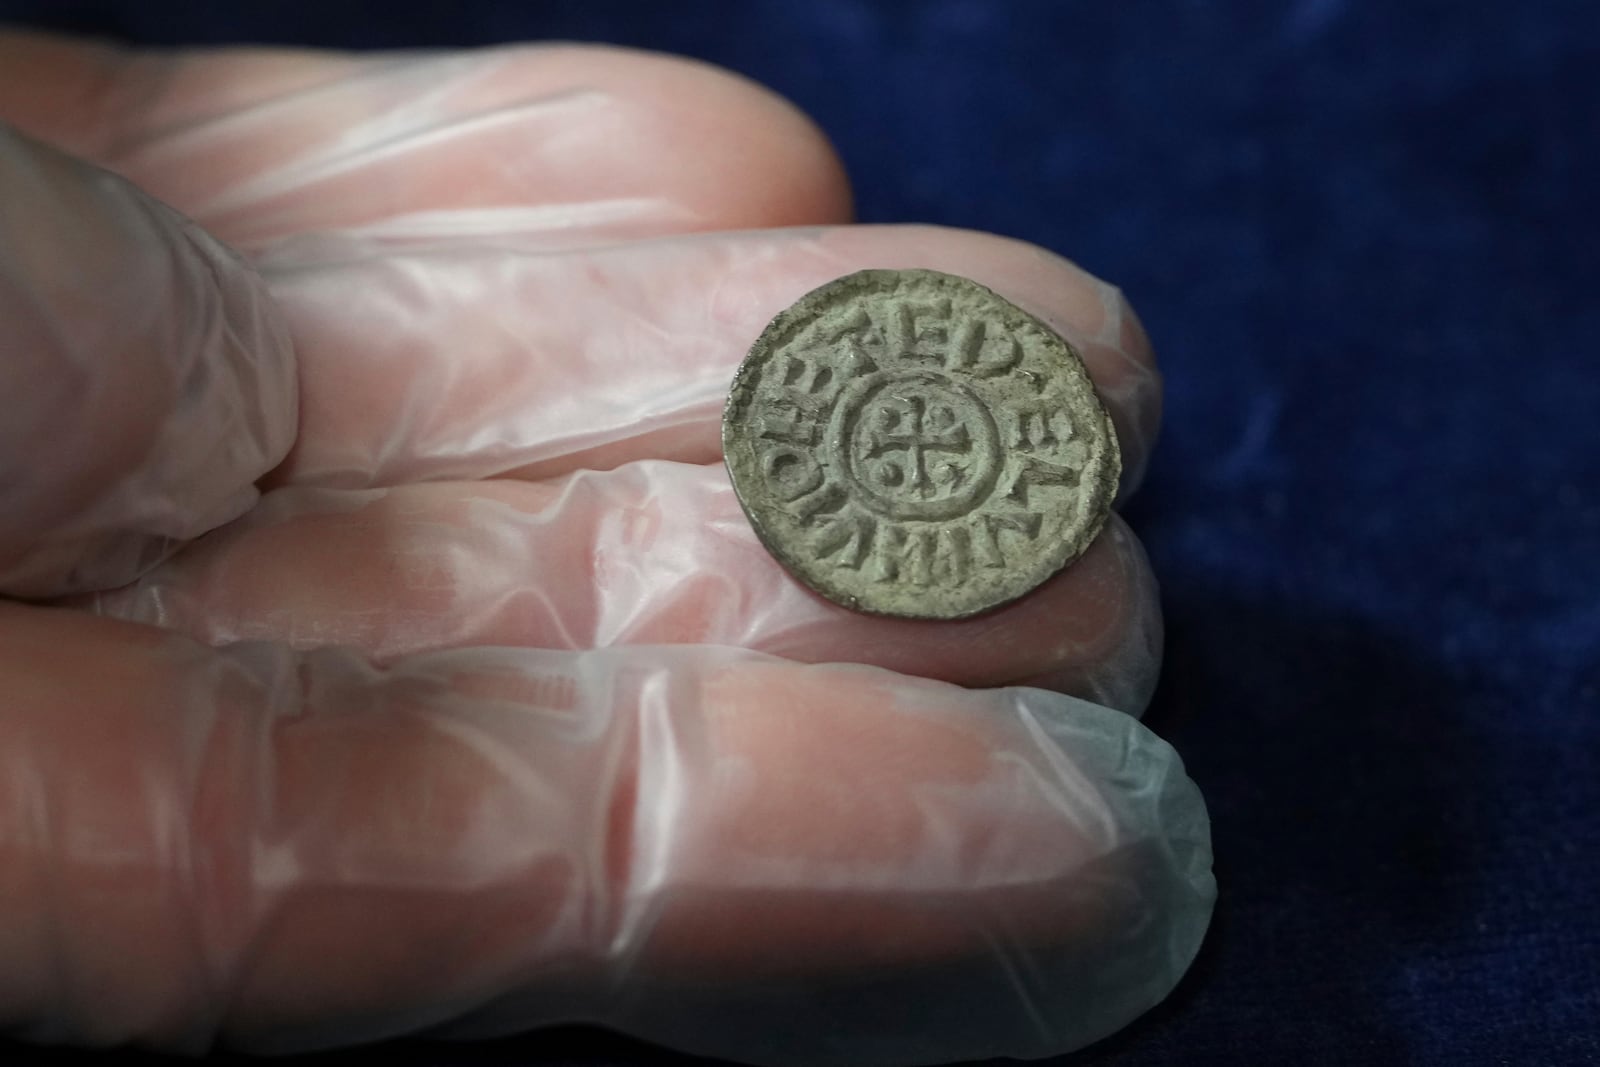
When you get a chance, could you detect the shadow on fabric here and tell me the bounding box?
[1066,582,1493,1066]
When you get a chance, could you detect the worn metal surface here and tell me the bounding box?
[724,269,1119,618]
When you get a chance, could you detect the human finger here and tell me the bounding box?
[262,223,1160,497]
[78,463,1162,712]
[0,31,854,249]
[0,124,296,598]
[0,603,1211,1063]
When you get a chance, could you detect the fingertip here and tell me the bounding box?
[1004,514,1164,712]
[543,45,855,230]
[1008,683,1216,925]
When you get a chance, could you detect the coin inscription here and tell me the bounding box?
[723,269,1120,619]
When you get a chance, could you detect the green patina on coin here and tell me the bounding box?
[723,268,1120,619]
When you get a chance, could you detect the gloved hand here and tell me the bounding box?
[0,31,1213,1066]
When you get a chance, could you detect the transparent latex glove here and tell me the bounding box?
[0,31,1213,1067]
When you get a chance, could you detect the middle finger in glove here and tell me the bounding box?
[259,223,1161,497]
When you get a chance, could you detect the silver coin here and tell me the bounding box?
[723,268,1120,619]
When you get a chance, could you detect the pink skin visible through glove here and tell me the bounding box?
[0,32,1212,1066]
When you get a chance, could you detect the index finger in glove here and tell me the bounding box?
[0,32,854,249]
[0,126,296,598]
[0,603,1212,1064]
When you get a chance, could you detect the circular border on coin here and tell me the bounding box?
[723,268,1121,620]
[832,369,1003,523]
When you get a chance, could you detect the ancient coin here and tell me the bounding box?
[723,268,1121,619]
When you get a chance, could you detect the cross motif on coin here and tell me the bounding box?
[722,268,1120,619]
[864,394,972,498]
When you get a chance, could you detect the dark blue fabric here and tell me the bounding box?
[3,1,1597,1064]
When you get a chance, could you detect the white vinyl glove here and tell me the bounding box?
[0,32,1212,1066]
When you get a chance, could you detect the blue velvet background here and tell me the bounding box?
[3,1,1598,1064]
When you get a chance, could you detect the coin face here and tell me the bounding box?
[723,269,1120,619]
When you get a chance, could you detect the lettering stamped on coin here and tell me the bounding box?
[723,269,1120,619]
